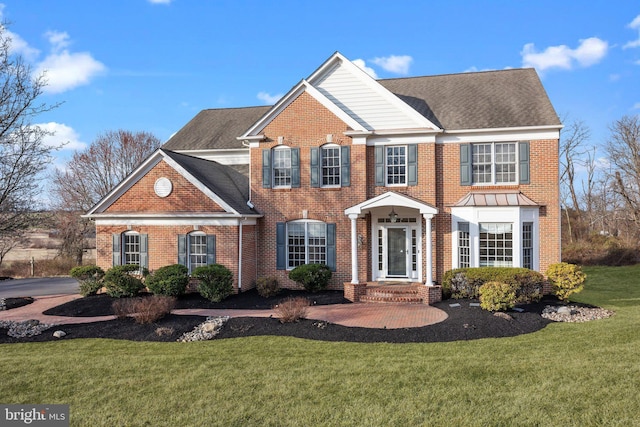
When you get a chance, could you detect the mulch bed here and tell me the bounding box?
[0,289,563,344]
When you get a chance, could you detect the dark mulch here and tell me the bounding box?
[2,297,34,310]
[1,289,561,344]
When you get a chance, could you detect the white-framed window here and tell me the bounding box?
[472,142,517,184]
[287,221,327,269]
[458,222,470,268]
[479,223,513,267]
[321,144,341,187]
[386,145,407,185]
[522,222,533,269]
[273,146,292,188]
[188,232,207,273]
[123,232,141,266]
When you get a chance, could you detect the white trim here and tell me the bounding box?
[302,81,366,131]
[438,127,560,144]
[345,191,438,217]
[95,216,258,226]
[170,148,249,165]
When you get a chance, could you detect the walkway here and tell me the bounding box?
[1,294,448,329]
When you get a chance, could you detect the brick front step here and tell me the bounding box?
[361,284,424,304]
[360,295,424,304]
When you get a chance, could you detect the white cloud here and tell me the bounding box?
[257,91,283,104]
[370,55,413,75]
[624,14,640,49]
[36,122,86,150]
[352,59,377,78]
[521,37,608,72]
[35,48,106,94]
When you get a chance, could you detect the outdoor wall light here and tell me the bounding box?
[389,207,398,223]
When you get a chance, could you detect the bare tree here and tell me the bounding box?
[51,130,162,263]
[0,24,59,263]
[605,115,640,239]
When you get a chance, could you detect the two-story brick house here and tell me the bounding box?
[87,52,562,303]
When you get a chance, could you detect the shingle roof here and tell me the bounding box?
[379,68,561,130]
[162,149,260,215]
[162,106,270,151]
[453,191,539,207]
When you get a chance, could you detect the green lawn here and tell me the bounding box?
[1,266,639,426]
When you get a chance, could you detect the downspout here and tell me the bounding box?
[238,218,244,292]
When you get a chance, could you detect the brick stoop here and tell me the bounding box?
[360,283,424,304]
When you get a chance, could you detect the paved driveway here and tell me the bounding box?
[0,277,79,298]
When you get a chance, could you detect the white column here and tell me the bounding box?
[349,213,359,284]
[424,214,434,286]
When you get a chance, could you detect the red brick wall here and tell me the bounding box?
[107,159,225,213]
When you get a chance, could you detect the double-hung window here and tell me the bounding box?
[123,233,141,266]
[321,145,341,187]
[178,233,216,273]
[112,231,148,269]
[287,221,327,268]
[273,147,292,188]
[461,142,528,185]
[188,233,208,272]
[386,146,407,185]
[479,223,513,267]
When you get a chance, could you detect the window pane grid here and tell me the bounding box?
[378,229,383,271]
[479,223,513,267]
[321,147,340,187]
[458,222,470,268]
[522,222,533,269]
[273,148,291,187]
[287,222,327,268]
[472,144,492,184]
[411,229,417,271]
[495,143,517,183]
[124,234,140,266]
[386,146,406,185]
[472,142,517,184]
[189,234,207,272]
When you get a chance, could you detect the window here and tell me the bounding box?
[123,233,141,266]
[458,222,470,268]
[386,146,406,185]
[479,223,513,267]
[321,145,341,187]
[178,233,215,273]
[472,143,517,184]
[287,221,327,268]
[273,147,292,188]
[277,221,336,270]
[461,142,528,185]
[522,222,533,269]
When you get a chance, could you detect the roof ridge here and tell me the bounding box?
[378,67,534,82]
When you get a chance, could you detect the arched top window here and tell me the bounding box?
[262,146,300,189]
[178,232,216,273]
[112,231,148,269]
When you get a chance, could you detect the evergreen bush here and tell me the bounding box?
[546,262,586,301]
[146,264,189,296]
[70,265,105,296]
[193,264,234,302]
[288,264,332,292]
[104,265,146,298]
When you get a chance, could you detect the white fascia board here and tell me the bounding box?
[86,150,164,215]
[302,81,366,131]
[171,148,249,165]
[160,153,238,214]
[438,126,561,144]
[345,191,438,216]
[93,215,259,227]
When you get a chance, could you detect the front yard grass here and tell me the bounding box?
[1,265,639,426]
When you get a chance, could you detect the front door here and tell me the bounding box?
[387,227,407,276]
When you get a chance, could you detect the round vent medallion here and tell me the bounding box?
[154,177,172,198]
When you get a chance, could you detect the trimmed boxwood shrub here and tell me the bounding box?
[256,276,280,298]
[442,267,544,302]
[479,281,518,312]
[104,265,146,298]
[193,264,234,302]
[288,263,332,293]
[546,262,586,301]
[146,264,189,296]
[70,265,105,296]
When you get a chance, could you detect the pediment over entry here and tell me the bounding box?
[345,191,438,217]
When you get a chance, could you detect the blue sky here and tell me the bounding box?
[3,0,640,173]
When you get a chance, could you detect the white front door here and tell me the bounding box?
[373,217,420,281]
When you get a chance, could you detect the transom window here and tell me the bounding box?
[123,232,140,266]
[273,147,292,188]
[189,233,207,272]
[321,145,340,187]
[287,221,327,268]
[386,146,406,185]
[472,143,517,184]
[479,223,513,267]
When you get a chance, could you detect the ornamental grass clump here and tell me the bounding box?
[146,264,189,296]
[479,281,518,312]
[274,297,310,323]
[546,262,586,302]
[70,265,105,296]
[193,264,234,302]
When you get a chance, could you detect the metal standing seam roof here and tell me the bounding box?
[161,149,260,215]
[453,192,539,207]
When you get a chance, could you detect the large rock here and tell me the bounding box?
[53,330,67,338]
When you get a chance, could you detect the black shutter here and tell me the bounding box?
[291,148,300,188]
[276,223,286,270]
[112,233,121,266]
[519,142,530,184]
[262,149,271,188]
[341,145,350,187]
[375,146,385,186]
[310,147,320,188]
[178,235,187,266]
[407,144,417,186]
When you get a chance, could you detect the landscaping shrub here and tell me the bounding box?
[442,267,544,301]
[70,265,105,296]
[288,263,332,292]
[193,264,234,302]
[104,265,146,298]
[274,297,309,323]
[111,295,176,324]
[146,264,189,296]
[256,276,280,298]
[479,281,518,312]
[546,262,587,302]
